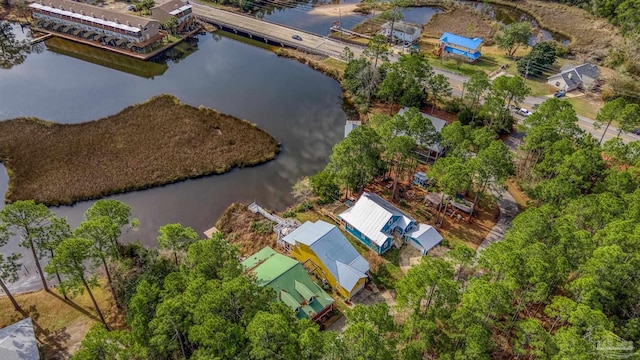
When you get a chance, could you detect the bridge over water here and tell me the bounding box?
[192,3,365,59]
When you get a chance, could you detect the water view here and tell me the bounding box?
[0,28,351,291]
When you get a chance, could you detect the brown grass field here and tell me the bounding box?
[0,283,124,359]
[487,0,621,57]
[421,6,496,42]
[215,202,279,256]
[0,95,280,205]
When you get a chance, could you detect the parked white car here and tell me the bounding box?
[516,108,532,117]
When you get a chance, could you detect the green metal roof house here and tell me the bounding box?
[242,247,334,322]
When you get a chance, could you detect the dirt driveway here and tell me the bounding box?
[399,245,422,274]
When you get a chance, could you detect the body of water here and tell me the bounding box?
[0,28,350,291]
[258,0,442,35]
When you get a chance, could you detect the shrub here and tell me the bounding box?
[282,210,296,218]
[441,238,450,248]
[444,98,464,113]
[250,220,274,235]
[295,200,313,213]
[458,107,474,125]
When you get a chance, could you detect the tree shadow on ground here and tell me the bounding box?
[16,305,70,360]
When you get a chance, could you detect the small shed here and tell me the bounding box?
[405,224,443,255]
[413,172,428,187]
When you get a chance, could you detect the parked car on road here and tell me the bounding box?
[632,128,640,136]
[292,34,302,41]
[516,108,532,117]
[554,90,566,98]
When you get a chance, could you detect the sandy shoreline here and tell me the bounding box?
[309,3,361,16]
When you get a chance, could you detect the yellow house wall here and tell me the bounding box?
[291,243,362,299]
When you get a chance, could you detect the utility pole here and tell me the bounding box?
[524,58,531,80]
[339,8,342,40]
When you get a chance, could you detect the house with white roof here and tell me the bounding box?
[338,192,416,254]
[281,220,370,299]
[547,63,600,91]
[338,192,444,256]
[381,21,422,43]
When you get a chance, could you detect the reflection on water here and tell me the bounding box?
[45,37,170,78]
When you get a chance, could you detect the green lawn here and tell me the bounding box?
[323,58,347,73]
[428,57,497,77]
[370,262,404,290]
[565,97,601,119]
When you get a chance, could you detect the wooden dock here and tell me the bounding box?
[30,27,202,60]
[191,3,365,59]
[30,33,53,45]
[330,25,372,40]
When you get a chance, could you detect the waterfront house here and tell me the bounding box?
[405,223,443,255]
[150,0,196,32]
[438,32,483,62]
[338,192,416,254]
[381,21,421,43]
[0,318,40,360]
[30,0,162,54]
[281,220,370,299]
[397,107,447,161]
[547,63,600,91]
[242,247,334,322]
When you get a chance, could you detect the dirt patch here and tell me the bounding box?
[506,178,531,210]
[0,4,31,23]
[421,6,495,42]
[0,283,124,359]
[0,95,280,206]
[215,202,278,256]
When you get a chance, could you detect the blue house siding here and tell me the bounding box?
[438,32,483,61]
[382,215,400,233]
[344,222,389,254]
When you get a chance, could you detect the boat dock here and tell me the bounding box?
[30,33,53,44]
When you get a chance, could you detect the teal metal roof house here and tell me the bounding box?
[242,247,334,322]
[438,32,483,62]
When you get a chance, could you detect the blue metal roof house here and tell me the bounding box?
[438,32,483,62]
